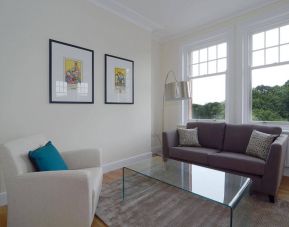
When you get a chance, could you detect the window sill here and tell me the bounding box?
[247,121,289,132]
[187,119,226,123]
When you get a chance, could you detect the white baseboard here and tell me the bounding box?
[151,146,162,155]
[102,152,152,173]
[0,192,7,206]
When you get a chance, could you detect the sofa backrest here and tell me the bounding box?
[186,122,226,150]
[223,124,282,153]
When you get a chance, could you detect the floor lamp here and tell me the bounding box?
[162,70,190,132]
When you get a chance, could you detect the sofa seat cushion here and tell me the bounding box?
[208,152,265,176]
[169,147,219,165]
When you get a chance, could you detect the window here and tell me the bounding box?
[250,24,289,122]
[187,42,227,120]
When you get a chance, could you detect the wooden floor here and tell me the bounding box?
[1,170,289,227]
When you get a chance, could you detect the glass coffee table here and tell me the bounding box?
[122,156,251,227]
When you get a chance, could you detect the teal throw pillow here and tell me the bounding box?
[28,141,68,171]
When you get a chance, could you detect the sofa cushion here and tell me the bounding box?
[178,128,200,147]
[169,147,219,165]
[246,130,277,160]
[186,122,226,150]
[208,152,265,175]
[223,124,281,153]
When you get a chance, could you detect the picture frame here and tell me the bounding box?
[105,54,134,104]
[49,39,94,103]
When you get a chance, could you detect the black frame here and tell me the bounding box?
[105,54,134,104]
[49,39,94,104]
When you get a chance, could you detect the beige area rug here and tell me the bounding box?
[96,174,289,227]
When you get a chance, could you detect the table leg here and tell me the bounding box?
[122,167,125,200]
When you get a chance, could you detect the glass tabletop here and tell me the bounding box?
[124,156,251,208]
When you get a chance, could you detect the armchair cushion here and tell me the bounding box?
[29,141,68,171]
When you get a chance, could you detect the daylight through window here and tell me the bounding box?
[188,42,227,120]
[250,24,289,122]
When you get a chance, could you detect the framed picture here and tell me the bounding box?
[105,54,134,104]
[49,39,94,103]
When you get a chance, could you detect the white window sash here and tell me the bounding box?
[243,17,289,128]
[184,42,228,122]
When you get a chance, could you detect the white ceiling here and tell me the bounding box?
[89,0,279,40]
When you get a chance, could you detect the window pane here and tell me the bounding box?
[251,64,289,121]
[217,58,227,72]
[252,50,264,67]
[280,44,289,62]
[265,28,279,47]
[192,64,199,77]
[280,25,289,44]
[192,75,225,119]
[252,32,264,50]
[200,62,207,75]
[208,45,217,60]
[208,60,217,74]
[192,50,199,64]
[200,48,207,62]
[217,43,227,58]
[265,47,278,64]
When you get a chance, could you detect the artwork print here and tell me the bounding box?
[114,67,126,92]
[105,54,134,104]
[49,39,94,103]
[64,58,83,89]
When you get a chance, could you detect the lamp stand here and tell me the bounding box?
[162,70,178,132]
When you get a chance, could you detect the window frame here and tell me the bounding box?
[243,17,289,128]
[182,32,231,123]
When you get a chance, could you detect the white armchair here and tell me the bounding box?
[0,134,103,227]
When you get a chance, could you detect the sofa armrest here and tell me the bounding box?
[263,134,288,196]
[61,148,102,169]
[8,170,93,227]
[162,130,178,158]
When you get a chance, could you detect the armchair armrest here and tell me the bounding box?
[263,134,288,196]
[162,130,178,158]
[61,148,102,169]
[8,170,93,227]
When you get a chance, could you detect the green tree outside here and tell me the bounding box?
[192,81,289,121]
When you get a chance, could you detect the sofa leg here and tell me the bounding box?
[269,195,275,203]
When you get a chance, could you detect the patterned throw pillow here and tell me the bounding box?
[178,128,201,147]
[245,130,276,160]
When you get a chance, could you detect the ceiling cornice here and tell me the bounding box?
[88,0,163,32]
[161,0,283,42]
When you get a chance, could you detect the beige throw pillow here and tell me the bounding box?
[245,130,276,160]
[178,128,200,147]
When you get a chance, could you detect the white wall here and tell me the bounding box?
[0,0,152,193]
[158,0,289,131]
[151,39,162,151]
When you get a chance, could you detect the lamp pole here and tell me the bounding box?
[162,70,178,133]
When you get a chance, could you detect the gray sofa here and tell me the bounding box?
[162,122,288,202]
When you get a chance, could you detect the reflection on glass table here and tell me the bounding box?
[122,156,252,227]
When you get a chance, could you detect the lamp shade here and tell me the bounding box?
[165,81,189,101]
